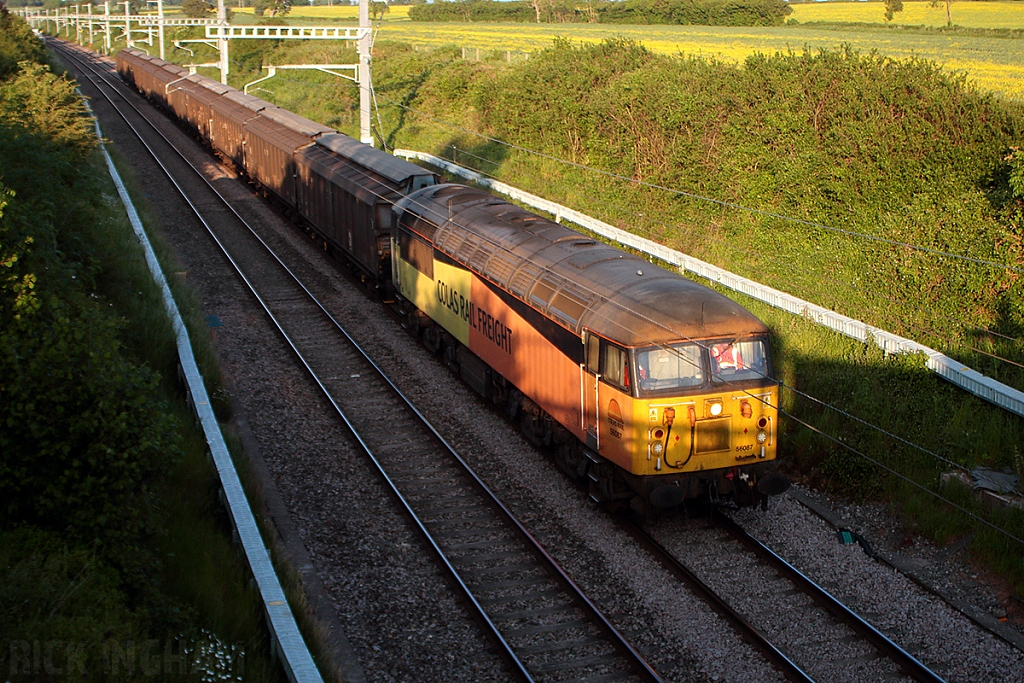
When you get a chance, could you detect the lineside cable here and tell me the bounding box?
[434,141,1024,372]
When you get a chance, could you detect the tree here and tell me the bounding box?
[884,0,903,22]
[930,0,952,27]
[253,0,291,16]
[370,0,389,21]
[181,0,213,17]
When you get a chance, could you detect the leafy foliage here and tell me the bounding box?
[1007,147,1024,201]
[0,527,147,680]
[0,31,179,564]
[253,0,291,18]
[0,7,45,79]
[181,0,213,18]
[884,0,904,23]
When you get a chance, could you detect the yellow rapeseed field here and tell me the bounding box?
[789,0,1024,30]
[373,18,1024,99]
[231,4,411,19]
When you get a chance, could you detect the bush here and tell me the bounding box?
[181,0,213,18]
[0,8,45,78]
[0,48,180,564]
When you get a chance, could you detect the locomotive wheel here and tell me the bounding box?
[555,442,586,480]
[506,389,523,421]
[444,338,459,370]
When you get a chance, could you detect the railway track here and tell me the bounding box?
[53,40,969,683]
[54,41,662,683]
[631,508,947,683]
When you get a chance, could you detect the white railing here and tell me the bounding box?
[394,149,1024,420]
[87,98,324,683]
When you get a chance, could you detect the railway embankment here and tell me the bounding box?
[0,16,285,681]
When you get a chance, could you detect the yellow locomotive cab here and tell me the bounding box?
[632,337,777,476]
[391,183,789,510]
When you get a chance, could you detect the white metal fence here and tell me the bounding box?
[395,149,1024,420]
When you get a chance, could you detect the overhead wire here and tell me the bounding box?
[373,93,1024,276]
[780,406,1024,547]
[437,143,1024,376]
[120,45,1024,548]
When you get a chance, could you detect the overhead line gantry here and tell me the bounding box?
[18,0,376,146]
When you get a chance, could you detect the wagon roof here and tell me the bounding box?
[180,74,229,104]
[315,133,435,185]
[259,107,334,139]
[222,90,270,113]
[398,185,766,347]
[122,47,151,61]
[185,74,232,96]
[156,63,188,82]
[295,145,399,206]
[244,115,317,152]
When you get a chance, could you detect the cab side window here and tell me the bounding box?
[398,225,433,278]
[585,332,600,373]
[584,333,629,391]
[601,342,629,391]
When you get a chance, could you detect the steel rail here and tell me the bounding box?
[51,41,534,683]
[711,510,947,683]
[620,519,817,683]
[56,42,663,683]
[53,43,324,683]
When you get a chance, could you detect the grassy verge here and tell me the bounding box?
[1,139,282,682]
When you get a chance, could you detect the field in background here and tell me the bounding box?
[790,0,1024,29]
[231,4,411,19]
[222,1,1024,100]
[240,0,1024,28]
[367,19,1023,98]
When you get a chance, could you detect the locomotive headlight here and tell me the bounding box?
[652,442,664,456]
[709,401,723,417]
[757,431,768,444]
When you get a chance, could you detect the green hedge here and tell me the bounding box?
[408,0,792,26]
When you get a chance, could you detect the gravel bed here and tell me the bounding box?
[645,514,916,683]
[75,50,1024,683]
[730,491,1024,682]
[71,61,507,683]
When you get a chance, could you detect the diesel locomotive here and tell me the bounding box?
[115,47,789,511]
